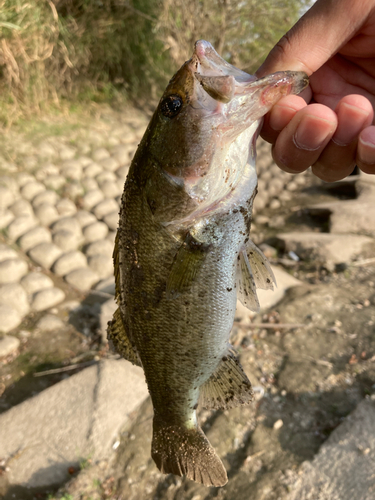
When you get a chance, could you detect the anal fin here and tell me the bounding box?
[199,348,253,410]
[107,308,142,367]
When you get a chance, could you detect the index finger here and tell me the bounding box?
[256,0,375,77]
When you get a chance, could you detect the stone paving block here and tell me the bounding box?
[111,144,132,164]
[96,171,117,185]
[95,277,115,295]
[56,198,77,216]
[65,267,99,291]
[92,147,110,162]
[31,287,65,311]
[76,156,92,167]
[36,314,65,331]
[44,174,65,190]
[61,160,82,180]
[53,251,87,276]
[31,190,59,208]
[9,199,34,218]
[75,210,97,228]
[64,181,84,199]
[35,163,60,181]
[0,306,21,333]
[34,204,60,226]
[83,163,103,178]
[103,211,119,231]
[53,229,83,251]
[0,283,30,316]
[0,186,15,210]
[28,242,63,269]
[0,176,19,196]
[17,172,35,188]
[0,210,14,229]
[0,335,20,357]
[82,189,104,210]
[100,157,119,172]
[81,177,99,191]
[52,216,82,238]
[7,215,37,241]
[100,180,122,198]
[83,221,108,243]
[20,272,54,295]
[37,141,57,160]
[93,199,119,220]
[0,244,18,262]
[59,144,76,160]
[21,181,45,201]
[0,360,148,488]
[85,239,114,258]
[115,165,129,180]
[0,258,28,284]
[18,226,52,252]
[87,254,113,279]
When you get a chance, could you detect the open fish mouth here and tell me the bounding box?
[189,40,308,118]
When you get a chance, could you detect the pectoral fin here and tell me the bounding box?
[237,240,276,311]
[237,250,260,312]
[199,347,253,410]
[245,240,276,290]
[166,233,210,299]
[107,308,142,367]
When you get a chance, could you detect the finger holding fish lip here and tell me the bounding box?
[357,126,375,174]
[262,93,375,181]
[268,103,338,175]
[312,95,374,181]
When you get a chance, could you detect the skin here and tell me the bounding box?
[256,0,375,182]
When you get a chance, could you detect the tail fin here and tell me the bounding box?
[151,419,228,487]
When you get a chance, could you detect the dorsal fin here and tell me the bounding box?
[107,307,142,367]
[113,231,121,302]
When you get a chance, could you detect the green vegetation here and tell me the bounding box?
[0,0,308,125]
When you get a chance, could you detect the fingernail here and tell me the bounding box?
[294,115,335,151]
[359,135,375,164]
[332,103,370,146]
[269,104,297,131]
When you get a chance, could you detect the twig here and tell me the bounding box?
[351,257,375,267]
[33,360,97,377]
[235,322,306,329]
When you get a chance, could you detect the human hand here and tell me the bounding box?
[256,0,375,181]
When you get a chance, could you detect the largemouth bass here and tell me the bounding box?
[108,40,308,487]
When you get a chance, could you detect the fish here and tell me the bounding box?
[108,40,308,487]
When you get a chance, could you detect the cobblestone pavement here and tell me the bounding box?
[0,108,310,347]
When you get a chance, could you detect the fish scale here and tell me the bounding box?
[108,39,308,487]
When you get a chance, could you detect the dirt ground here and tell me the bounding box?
[49,177,375,500]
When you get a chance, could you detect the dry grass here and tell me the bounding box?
[0,0,306,126]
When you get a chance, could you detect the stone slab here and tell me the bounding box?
[276,232,375,264]
[288,398,375,500]
[0,359,148,489]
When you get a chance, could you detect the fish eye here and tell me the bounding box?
[160,94,183,118]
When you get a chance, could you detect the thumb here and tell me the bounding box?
[256,0,373,77]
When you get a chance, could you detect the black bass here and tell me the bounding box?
[108,40,308,487]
